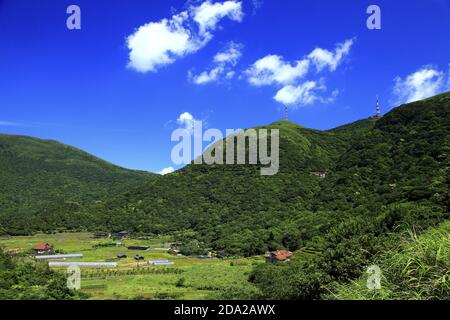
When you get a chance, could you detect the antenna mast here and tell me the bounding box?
[376,96,381,117]
[284,105,288,121]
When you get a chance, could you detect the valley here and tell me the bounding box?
[0,232,261,300]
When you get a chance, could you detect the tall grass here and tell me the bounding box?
[327,221,450,300]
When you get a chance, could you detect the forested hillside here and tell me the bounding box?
[250,92,450,299]
[0,93,448,267]
[88,119,366,255]
[0,135,154,234]
[0,92,448,300]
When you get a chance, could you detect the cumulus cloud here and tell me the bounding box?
[177,111,199,130]
[274,82,338,106]
[127,12,198,73]
[158,166,175,175]
[308,38,354,72]
[393,66,446,104]
[190,42,242,85]
[245,55,310,86]
[245,38,353,107]
[190,67,224,84]
[274,81,319,105]
[126,1,244,73]
[192,0,244,36]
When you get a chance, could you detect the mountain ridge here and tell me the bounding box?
[0,93,448,256]
[0,134,155,234]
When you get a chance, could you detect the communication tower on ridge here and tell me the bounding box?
[375,96,381,118]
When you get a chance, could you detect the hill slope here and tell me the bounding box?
[1,93,448,260]
[90,119,375,254]
[0,134,154,234]
[250,92,450,299]
[91,93,449,258]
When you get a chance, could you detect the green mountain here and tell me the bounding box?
[83,92,449,300]
[1,93,448,263]
[90,118,365,255]
[0,92,448,300]
[319,92,449,212]
[0,134,154,234]
[83,117,381,254]
[250,92,450,299]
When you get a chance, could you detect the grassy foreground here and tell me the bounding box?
[0,233,261,300]
[327,221,450,300]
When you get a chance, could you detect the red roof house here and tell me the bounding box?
[265,250,293,264]
[33,243,54,253]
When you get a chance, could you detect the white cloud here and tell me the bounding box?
[245,39,353,107]
[393,66,446,104]
[192,0,244,36]
[190,67,224,84]
[225,70,235,79]
[274,82,339,106]
[308,38,354,72]
[190,42,242,85]
[213,43,242,66]
[158,166,175,175]
[126,1,244,73]
[245,55,310,86]
[274,81,319,105]
[127,12,200,73]
[177,112,200,130]
[177,112,195,129]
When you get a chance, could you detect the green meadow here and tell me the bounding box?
[0,233,262,300]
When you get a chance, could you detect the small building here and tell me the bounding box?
[170,243,182,250]
[117,253,127,259]
[112,230,129,240]
[148,260,174,266]
[134,255,144,261]
[265,250,293,264]
[49,262,117,268]
[35,254,83,260]
[127,246,149,251]
[168,248,180,255]
[32,243,54,255]
[93,233,110,239]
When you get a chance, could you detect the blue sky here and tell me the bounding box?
[0,0,449,173]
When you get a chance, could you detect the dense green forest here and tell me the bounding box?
[250,92,450,299]
[0,135,154,234]
[0,92,448,299]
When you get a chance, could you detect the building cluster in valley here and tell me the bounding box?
[30,237,176,269]
[30,232,295,270]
